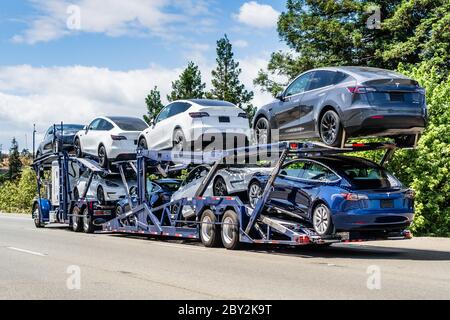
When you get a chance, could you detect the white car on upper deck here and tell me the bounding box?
[137,99,251,151]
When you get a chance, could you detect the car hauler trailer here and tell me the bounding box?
[32,150,120,233]
[101,141,412,250]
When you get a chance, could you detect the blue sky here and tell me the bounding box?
[0,0,288,152]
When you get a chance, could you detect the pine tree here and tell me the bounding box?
[143,86,164,125]
[8,137,22,180]
[208,35,255,122]
[167,62,206,102]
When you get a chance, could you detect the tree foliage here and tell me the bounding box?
[8,138,21,180]
[255,0,449,95]
[0,167,36,213]
[167,61,206,102]
[208,34,255,122]
[143,86,164,125]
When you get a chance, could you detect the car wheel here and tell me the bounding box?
[394,134,417,148]
[213,177,228,196]
[172,129,186,152]
[97,186,106,205]
[74,138,83,158]
[71,206,83,232]
[312,203,334,236]
[138,137,148,149]
[248,181,262,209]
[32,203,44,228]
[200,210,221,247]
[255,117,271,145]
[320,110,343,147]
[73,188,79,200]
[82,207,95,234]
[98,145,108,168]
[221,210,241,250]
[115,204,123,217]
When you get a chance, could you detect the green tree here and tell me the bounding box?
[143,86,164,125]
[8,138,21,180]
[255,0,448,95]
[168,62,206,102]
[208,34,255,122]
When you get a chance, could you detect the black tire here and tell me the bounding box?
[98,145,108,168]
[138,137,148,149]
[312,203,334,236]
[73,188,80,200]
[199,210,221,247]
[71,206,83,232]
[97,186,106,205]
[213,177,228,196]
[74,138,83,158]
[255,117,271,145]
[221,210,241,250]
[172,129,186,152]
[319,110,344,147]
[394,134,417,148]
[115,204,123,217]
[247,180,262,209]
[32,203,44,228]
[82,207,95,234]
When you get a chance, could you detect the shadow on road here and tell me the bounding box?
[108,233,450,262]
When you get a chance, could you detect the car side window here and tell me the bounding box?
[284,72,313,97]
[333,71,350,84]
[88,119,101,131]
[184,166,208,186]
[169,102,191,117]
[280,161,307,179]
[147,181,162,194]
[303,162,339,182]
[156,105,171,124]
[308,71,337,91]
[45,127,53,138]
[98,120,114,131]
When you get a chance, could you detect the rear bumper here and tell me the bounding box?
[333,211,414,232]
[345,114,426,136]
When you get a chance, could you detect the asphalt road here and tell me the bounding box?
[0,213,449,300]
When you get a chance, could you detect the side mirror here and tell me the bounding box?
[150,119,155,127]
[84,125,89,133]
[129,186,137,196]
[276,92,285,101]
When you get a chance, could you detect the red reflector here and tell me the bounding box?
[352,143,365,147]
[371,115,384,119]
[289,143,298,149]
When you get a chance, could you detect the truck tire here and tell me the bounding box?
[82,207,95,234]
[32,203,44,228]
[221,210,241,250]
[71,206,83,232]
[199,210,221,247]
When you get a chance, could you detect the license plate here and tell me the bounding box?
[381,199,394,208]
[219,116,230,123]
[389,93,404,101]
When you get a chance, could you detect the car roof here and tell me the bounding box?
[310,66,410,82]
[295,155,381,170]
[104,116,145,122]
[177,99,237,107]
[155,178,182,184]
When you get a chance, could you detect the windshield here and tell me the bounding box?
[340,164,402,190]
[110,117,148,131]
[158,182,181,192]
[54,125,84,131]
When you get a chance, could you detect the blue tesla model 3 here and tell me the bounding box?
[248,155,415,236]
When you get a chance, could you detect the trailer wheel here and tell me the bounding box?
[32,203,44,228]
[71,206,83,232]
[82,207,95,234]
[200,210,221,247]
[221,210,241,250]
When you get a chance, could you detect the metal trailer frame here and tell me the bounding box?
[32,150,118,230]
[101,141,412,249]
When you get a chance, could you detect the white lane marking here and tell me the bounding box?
[150,242,208,251]
[7,247,47,257]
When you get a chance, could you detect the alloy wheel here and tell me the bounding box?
[213,178,227,196]
[255,118,269,145]
[248,183,262,208]
[313,205,330,235]
[320,111,339,145]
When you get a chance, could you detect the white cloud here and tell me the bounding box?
[233,39,249,48]
[0,59,274,151]
[13,0,214,44]
[234,1,280,29]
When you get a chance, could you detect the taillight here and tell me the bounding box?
[405,189,415,199]
[347,86,376,94]
[189,112,209,118]
[289,143,299,149]
[238,113,248,119]
[111,135,127,140]
[342,193,369,201]
[416,87,426,95]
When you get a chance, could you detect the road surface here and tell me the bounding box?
[0,214,449,299]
